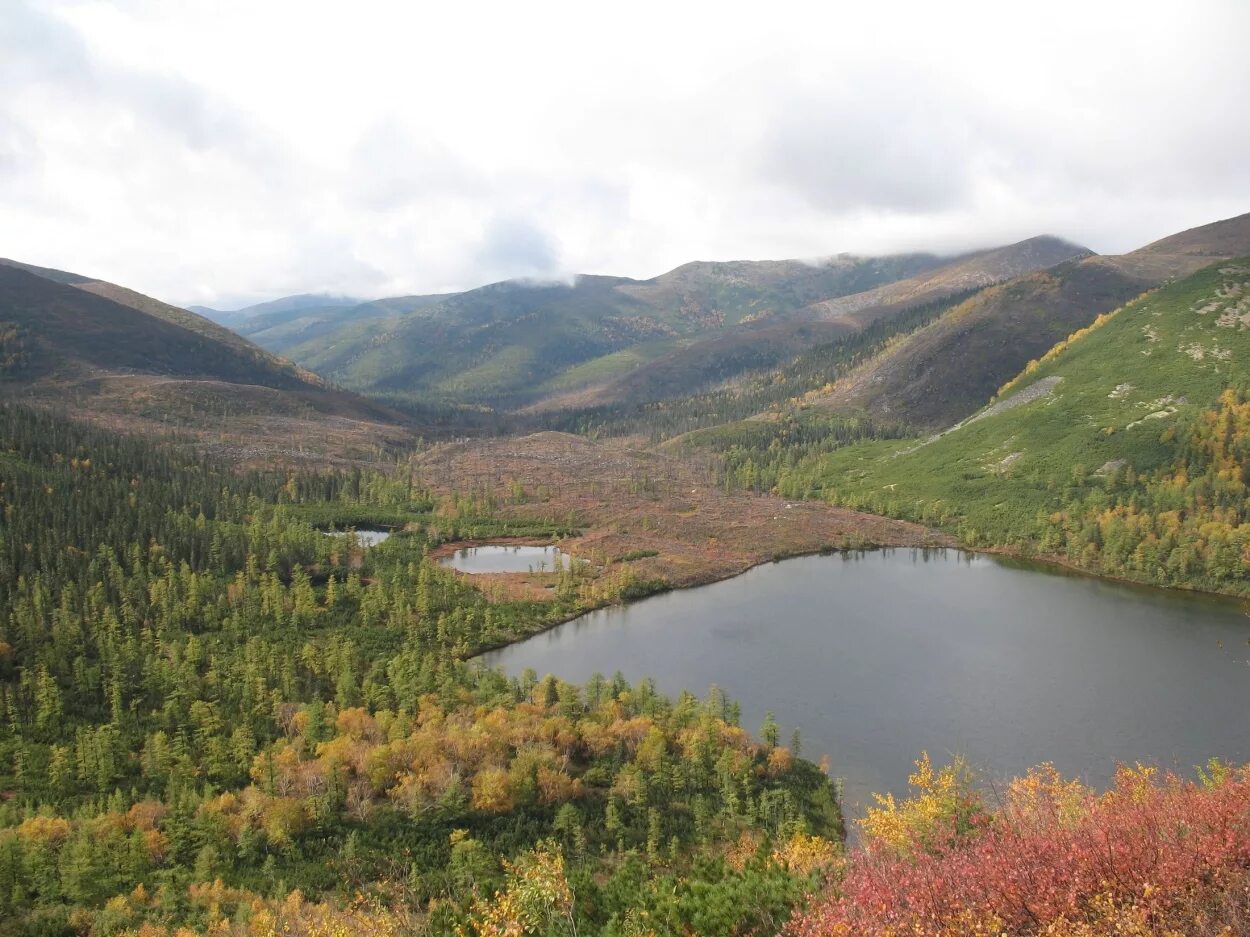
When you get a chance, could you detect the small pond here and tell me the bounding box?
[442,544,571,574]
[321,527,392,547]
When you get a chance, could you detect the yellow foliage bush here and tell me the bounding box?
[860,753,982,854]
[15,815,72,844]
[771,832,842,877]
[471,766,514,813]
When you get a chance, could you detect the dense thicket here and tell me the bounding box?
[789,756,1250,936]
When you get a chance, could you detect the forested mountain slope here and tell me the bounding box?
[0,262,317,388]
[245,237,1086,411]
[233,296,438,354]
[808,211,1250,429]
[793,257,1250,594]
[797,235,1090,324]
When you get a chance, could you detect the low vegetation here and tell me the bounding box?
[788,755,1250,936]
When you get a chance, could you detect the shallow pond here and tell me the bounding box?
[479,548,1250,816]
[442,544,571,574]
[321,527,391,546]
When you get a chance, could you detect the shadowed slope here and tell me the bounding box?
[0,262,416,459]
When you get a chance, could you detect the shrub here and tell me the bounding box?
[788,758,1250,936]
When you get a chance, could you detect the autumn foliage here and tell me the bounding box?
[787,757,1250,936]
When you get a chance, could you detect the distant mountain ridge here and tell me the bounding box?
[227,235,1089,412]
[1134,211,1250,258]
[191,293,367,327]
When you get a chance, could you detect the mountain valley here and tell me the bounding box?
[4,210,1250,937]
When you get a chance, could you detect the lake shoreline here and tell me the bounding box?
[977,543,1250,606]
[465,535,1246,664]
[477,545,1250,819]
[467,538,956,662]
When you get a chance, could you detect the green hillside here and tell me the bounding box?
[541,287,984,440]
[277,259,943,408]
[230,294,453,354]
[218,292,364,320]
[805,212,1250,429]
[790,259,1250,594]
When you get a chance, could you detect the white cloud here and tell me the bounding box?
[2,0,1249,308]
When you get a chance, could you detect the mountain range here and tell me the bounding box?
[219,236,1088,413]
[3,211,1249,461]
[188,293,368,327]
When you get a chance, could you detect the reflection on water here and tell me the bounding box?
[321,527,391,546]
[480,548,1250,816]
[442,544,571,574]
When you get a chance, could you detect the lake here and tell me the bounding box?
[478,548,1250,817]
[442,544,571,574]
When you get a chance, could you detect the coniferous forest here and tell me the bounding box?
[0,404,841,936]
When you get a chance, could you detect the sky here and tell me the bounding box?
[3,0,1250,309]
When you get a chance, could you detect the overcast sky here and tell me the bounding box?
[3,0,1250,308]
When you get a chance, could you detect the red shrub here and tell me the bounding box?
[788,763,1250,936]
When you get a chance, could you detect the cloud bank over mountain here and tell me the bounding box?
[3,0,1249,306]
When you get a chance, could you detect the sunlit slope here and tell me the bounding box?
[807,211,1250,429]
[810,259,1250,552]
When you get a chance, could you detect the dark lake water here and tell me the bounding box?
[442,545,571,574]
[478,548,1250,817]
